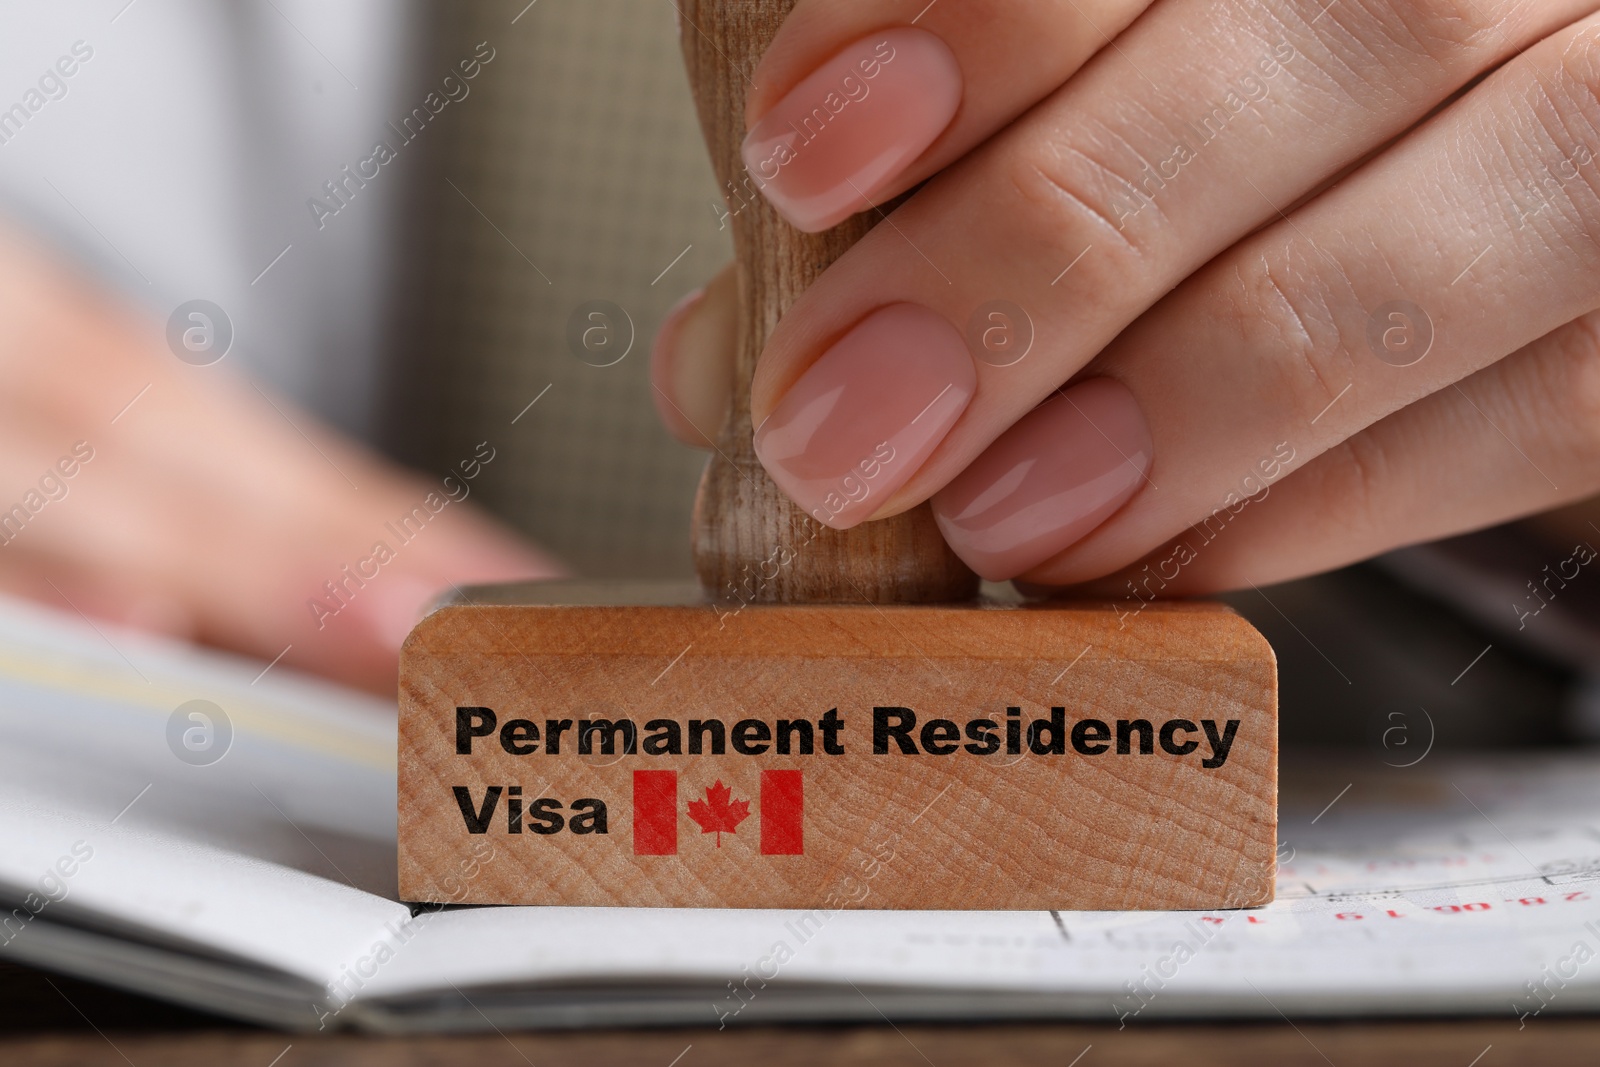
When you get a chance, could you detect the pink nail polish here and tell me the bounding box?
[741,28,961,233]
[754,303,974,530]
[932,379,1152,581]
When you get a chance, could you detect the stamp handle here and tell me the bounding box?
[679,0,978,605]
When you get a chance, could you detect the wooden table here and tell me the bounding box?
[4,961,1596,1066]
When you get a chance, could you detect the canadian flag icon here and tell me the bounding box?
[632,770,803,856]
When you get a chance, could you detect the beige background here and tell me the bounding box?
[384,0,731,579]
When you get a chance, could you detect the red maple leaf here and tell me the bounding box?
[686,780,749,847]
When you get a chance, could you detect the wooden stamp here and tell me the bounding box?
[397,0,1278,911]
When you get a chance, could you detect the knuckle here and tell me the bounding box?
[1318,433,1392,539]
[1555,21,1600,95]
[1514,27,1600,257]
[1225,252,1357,425]
[1312,0,1510,71]
[1484,314,1600,490]
[1536,25,1600,141]
[999,127,1175,282]
[1551,315,1600,464]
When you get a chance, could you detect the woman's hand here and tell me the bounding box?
[0,227,560,694]
[655,0,1600,595]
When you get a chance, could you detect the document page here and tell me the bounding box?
[1,592,1597,1031]
[0,594,407,987]
[355,755,1600,1026]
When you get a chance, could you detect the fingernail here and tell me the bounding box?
[931,379,1152,581]
[754,303,974,529]
[650,286,710,444]
[742,27,961,233]
[346,573,446,651]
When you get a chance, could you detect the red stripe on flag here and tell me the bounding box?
[633,770,677,855]
[760,769,803,855]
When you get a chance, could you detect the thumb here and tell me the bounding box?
[651,262,738,448]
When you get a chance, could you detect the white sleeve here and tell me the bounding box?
[0,0,424,439]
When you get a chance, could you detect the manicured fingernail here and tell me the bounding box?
[754,303,974,529]
[932,379,1152,581]
[346,573,445,650]
[742,27,961,233]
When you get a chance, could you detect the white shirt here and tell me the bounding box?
[0,0,423,437]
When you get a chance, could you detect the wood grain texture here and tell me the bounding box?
[680,0,978,604]
[399,587,1277,909]
[398,1,1280,913]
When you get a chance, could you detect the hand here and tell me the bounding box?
[655,0,1600,595]
[0,226,561,694]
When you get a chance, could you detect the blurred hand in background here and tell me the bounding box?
[0,226,561,695]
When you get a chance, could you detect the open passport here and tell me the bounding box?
[1,592,1598,1031]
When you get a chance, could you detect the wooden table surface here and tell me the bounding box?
[3,961,1597,1066]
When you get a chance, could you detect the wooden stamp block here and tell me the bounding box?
[397,0,1280,912]
[398,582,1277,910]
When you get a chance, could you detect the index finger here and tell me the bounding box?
[737,0,1154,231]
